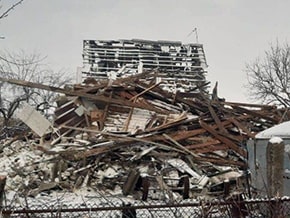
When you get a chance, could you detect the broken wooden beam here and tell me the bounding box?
[0,76,165,114]
[199,120,247,158]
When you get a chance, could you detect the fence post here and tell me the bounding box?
[230,194,248,217]
[267,137,284,197]
[267,137,284,217]
[0,175,6,207]
[123,169,140,196]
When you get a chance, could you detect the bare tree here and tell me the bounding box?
[0,51,72,127]
[245,41,290,107]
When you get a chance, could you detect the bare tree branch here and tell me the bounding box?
[0,52,46,66]
[0,0,24,20]
[245,41,290,107]
[0,51,72,127]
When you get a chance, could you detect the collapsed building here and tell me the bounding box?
[0,39,289,207]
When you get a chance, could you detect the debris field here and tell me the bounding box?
[0,70,288,203]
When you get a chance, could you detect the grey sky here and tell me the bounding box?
[1,0,290,103]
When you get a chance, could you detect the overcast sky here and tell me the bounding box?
[1,0,290,103]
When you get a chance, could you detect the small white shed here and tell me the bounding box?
[247,121,290,197]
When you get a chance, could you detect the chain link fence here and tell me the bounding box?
[1,197,290,217]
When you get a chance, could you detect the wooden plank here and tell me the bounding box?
[61,125,186,153]
[74,82,108,94]
[192,144,228,154]
[123,98,137,131]
[100,91,112,130]
[197,156,246,167]
[0,76,165,114]
[141,177,150,201]
[222,101,276,109]
[54,110,78,125]
[54,99,77,116]
[199,120,247,158]
[58,118,84,135]
[156,176,174,202]
[166,117,238,142]
[123,169,140,196]
[229,118,256,138]
[71,145,112,160]
[227,103,278,123]
[182,176,189,199]
[185,139,221,150]
[130,82,162,101]
[208,103,227,133]
[169,129,206,141]
[145,112,187,133]
[163,134,199,158]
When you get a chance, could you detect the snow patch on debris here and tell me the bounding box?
[269,136,283,144]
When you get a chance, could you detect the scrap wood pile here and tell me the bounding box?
[0,71,288,202]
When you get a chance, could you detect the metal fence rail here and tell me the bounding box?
[1,197,290,217]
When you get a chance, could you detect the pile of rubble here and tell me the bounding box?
[0,71,288,204]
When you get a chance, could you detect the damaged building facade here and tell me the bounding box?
[81,39,209,93]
